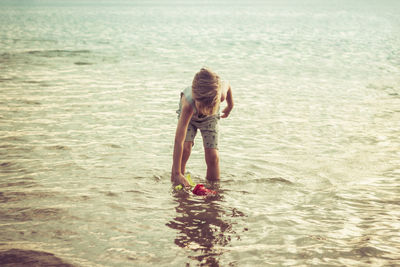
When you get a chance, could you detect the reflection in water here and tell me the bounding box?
[166,186,244,266]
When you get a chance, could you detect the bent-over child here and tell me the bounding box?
[171,68,234,187]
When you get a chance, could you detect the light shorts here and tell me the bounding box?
[185,115,220,150]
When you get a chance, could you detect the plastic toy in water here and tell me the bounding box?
[185,173,196,187]
[174,174,216,196]
[192,184,217,196]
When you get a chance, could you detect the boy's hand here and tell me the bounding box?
[221,106,232,118]
[221,85,233,118]
[171,173,190,187]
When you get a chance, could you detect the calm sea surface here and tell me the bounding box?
[1,0,399,266]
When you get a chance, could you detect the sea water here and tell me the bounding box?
[0,0,399,266]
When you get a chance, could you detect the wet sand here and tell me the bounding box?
[0,249,74,267]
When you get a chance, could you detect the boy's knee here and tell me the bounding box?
[205,149,219,166]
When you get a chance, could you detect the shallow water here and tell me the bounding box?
[1,0,399,266]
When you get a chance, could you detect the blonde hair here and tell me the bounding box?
[192,68,221,116]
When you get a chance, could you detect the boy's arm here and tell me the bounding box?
[171,97,193,186]
[221,86,234,118]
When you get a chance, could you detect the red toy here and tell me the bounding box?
[192,184,217,196]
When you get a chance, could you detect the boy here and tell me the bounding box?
[171,68,234,187]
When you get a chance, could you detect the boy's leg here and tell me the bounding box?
[181,141,193,174]
[204,148,220,180]
[197,116,220,181]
